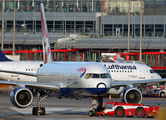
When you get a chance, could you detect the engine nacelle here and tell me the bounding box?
[10,87,33,108]
[120,87,142,104]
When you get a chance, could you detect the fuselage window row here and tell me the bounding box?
[25,68,37,71]
[109,70,132,73]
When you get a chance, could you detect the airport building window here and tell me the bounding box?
[145,24,154,36]
[104,24,113,36]
[47,21,53,32]
[155,25,164,36]
[25,21,33,31]
[36,21,41,32]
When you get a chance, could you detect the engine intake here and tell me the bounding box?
[120,87,142,104]
[10,87,33,108]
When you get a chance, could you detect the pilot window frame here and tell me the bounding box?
[92,73,99,78]
[84,73,111,79]
[84,73,92,79]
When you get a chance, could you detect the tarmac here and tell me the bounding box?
[0,92,165,120]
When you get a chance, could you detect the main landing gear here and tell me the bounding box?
[32,91,51,115]
[89,96,103,117]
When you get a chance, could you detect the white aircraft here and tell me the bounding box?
[102,62,161,95]
[0,3,165,116]
[0,49,43,82]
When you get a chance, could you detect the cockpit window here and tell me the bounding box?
[92,74,99,78]
[84,73,92,79]
[101,73,107,78]
[106,73,111,79]
[84,73,111,79]
[150,69,155,73]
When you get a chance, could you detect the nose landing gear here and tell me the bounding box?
[89,96,103,117]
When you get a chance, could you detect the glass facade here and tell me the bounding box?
[0,0,166,37]
[103,24,165,37]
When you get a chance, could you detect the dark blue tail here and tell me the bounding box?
[0,49,12,61]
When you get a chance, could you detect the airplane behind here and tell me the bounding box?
[0,3,165,116]
[0,49,43,82]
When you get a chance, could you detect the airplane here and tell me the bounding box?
[0,49,161,95]
[102,62,162,95]
[0,49,43,82]
[0,3,165,116]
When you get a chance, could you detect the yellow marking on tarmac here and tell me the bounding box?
[157,107,166,120]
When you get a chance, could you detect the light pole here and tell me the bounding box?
[127,0,131,53]
[13,0,16,55]
[1,0,4,51]
[139,0,142,61]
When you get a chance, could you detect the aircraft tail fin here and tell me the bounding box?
[0,49,12,61]
[40,3,53,64]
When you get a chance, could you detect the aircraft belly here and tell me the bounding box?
[60,87,110,97]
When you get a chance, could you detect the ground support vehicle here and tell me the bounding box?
[89,101,159,118]
[150,89,166,97]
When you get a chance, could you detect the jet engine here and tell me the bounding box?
[10,87,33,108]
[120,87,142,104]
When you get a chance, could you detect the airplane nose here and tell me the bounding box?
[97,83,106,92]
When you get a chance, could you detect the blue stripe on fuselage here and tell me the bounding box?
[60,88,110,97]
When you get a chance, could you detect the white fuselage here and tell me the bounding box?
[101,62,161,95]
[0,61,43,82]
[102,62,161,81]
[36,62,112,97]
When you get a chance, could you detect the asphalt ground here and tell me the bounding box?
[0,92,166,120]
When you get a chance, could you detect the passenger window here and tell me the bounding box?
[92,74,99,78]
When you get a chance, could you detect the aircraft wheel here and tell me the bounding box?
[40,107,46,115]
[136,108,145,118]
[32,107,38,115]
[115,107,125,117]
[88,110,93,117]
[160,92,165,98]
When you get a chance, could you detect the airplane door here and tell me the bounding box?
[139,67,145,79]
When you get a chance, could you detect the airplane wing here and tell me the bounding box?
[0,80,60,92]
[111,78,166,88]
[0,69,36,76]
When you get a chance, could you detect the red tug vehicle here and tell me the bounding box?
[89,101,159,118]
